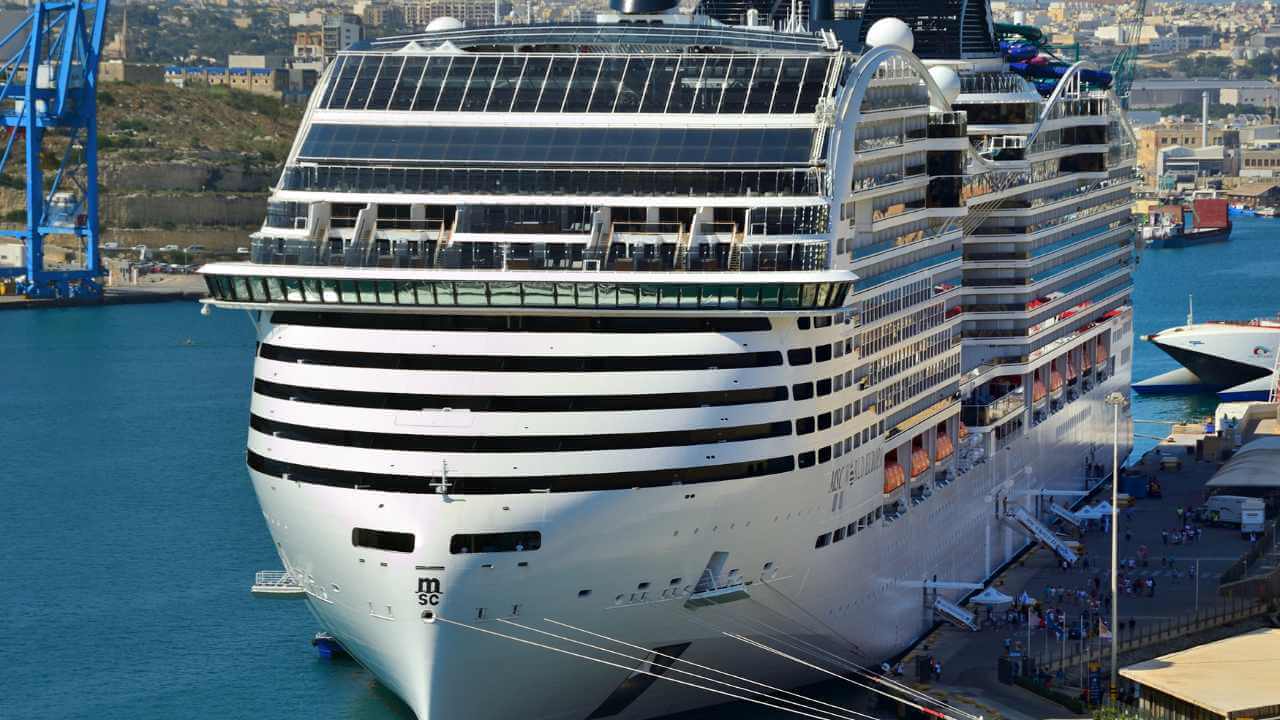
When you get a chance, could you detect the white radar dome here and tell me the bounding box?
[426,16,463,32]
[928,66,961,105]
[865,17,914,52]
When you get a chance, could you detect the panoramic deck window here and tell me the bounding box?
[204,275,851,311]
[321,53,834,115]
[298,124,815,166]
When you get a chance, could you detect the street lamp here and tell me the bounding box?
[1104,390,1127,704]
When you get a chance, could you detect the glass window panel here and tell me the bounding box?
[796,57,829,113]
[575,282,596,306]
[815,282,831,308]
[247,277,267,302]
[413,56,450,111]
[771,58,806,114]
[799,283,817,308]
[232,276,250,300]
[780,284,802,308]
[365,56,404,110]
[436,281,456,305]
[613,57,651,113]
[323,56,357,108]
[554,282,576,306]
[486,56,524,112]
[338,279,358,302]
[489,281,521,306]
[436,57,476,112]
[720,57,755,113]
[562,57,601,112]
[321,279,340,303]
[396,281,417,304]
[693,58,730,113]
[637,284,660,308]
[738,284,760,309]
[699,284,721,309]
[455,281,487,305]
[355,280,375,302]
[346,56,383,110]
[759,283,781,307]
[376,281,396,304]
[282,278,304,299]
[523,282,555,306]
[746,58,780,113]
[414,281,436,304]
[462,57,500,111]
[595,282,616,307]
[679,284,700,307]
[389,57,426,110]
[618,283,638,306]
[666,57,704,113]
[537,57,573,112]
[640,58,678,112]
[302,279,322,302]
[588,57,627,112]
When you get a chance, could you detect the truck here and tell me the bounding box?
[1200,495,1265,528]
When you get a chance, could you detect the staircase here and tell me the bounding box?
[1048,502,1082,528]
[1007,504,1079,565]
[933,597,979,631]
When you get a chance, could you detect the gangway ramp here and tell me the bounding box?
[1008,504,1079,564]
[1048,502,1081,528]
[933,597,979,631]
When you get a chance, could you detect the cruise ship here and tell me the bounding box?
[1138,315,1280,400]
[199,0,1136,717]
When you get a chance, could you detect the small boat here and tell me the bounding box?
[1257,206,1277,218]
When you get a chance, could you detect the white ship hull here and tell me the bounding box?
[251,322,1133,720]
[1144,321,1280,392]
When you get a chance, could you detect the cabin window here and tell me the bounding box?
[450,531,542,554]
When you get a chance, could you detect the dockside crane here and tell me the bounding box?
[1109,0,1147,107]
[0,0,108,299]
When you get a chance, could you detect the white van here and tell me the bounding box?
[1202,495,1262,526]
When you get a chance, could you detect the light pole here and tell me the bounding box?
[1105,391,1126,704]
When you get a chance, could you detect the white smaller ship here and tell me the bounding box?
[1136,300,1280,399]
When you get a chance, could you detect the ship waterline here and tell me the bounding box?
[201,0,1138,716]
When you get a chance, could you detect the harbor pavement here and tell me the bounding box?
[902,446,1260,718]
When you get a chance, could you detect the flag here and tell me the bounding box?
[1098,619,1112,640]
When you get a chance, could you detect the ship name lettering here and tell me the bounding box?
[416,577,443,606]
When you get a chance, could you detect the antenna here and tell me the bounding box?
[431,460,452,495]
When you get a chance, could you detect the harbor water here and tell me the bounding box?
[3,216,1278,719]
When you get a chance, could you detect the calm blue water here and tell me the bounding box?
[2,216,1277,719]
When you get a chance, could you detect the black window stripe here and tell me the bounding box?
[247,449,796,494]
[253,378,788,412]
[259,343,783,372]
[270,311,771,333]
[250,414,792,453]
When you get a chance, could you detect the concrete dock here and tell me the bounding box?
[0,275,206,310]
[901,447,1273,719]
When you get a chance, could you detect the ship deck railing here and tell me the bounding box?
[251,570,305,597]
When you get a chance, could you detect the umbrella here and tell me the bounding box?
[1094,500,1114,516]
[1075,505,1105,520]
[1018,591,1036,606]
[970,587,1013,605]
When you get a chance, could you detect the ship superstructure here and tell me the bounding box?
[200,1,1135,717]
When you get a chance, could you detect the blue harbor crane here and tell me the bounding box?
[0,0,108,299]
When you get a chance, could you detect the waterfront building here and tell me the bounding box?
[201,0,1136,717]
[322,13,365,64]
[400,0,501,29]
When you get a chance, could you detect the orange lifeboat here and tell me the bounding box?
[1083,345,1094,369]
[883,459,906,494]
[1033,379,1047,403]
[1067,359,1077,380]
[958,422,970,440]
[934,431,954,462]
[1050,369,1064,392]
[910,446,930,478]
[1096,344,1108,366]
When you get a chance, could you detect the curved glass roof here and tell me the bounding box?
[367,22,833,54]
